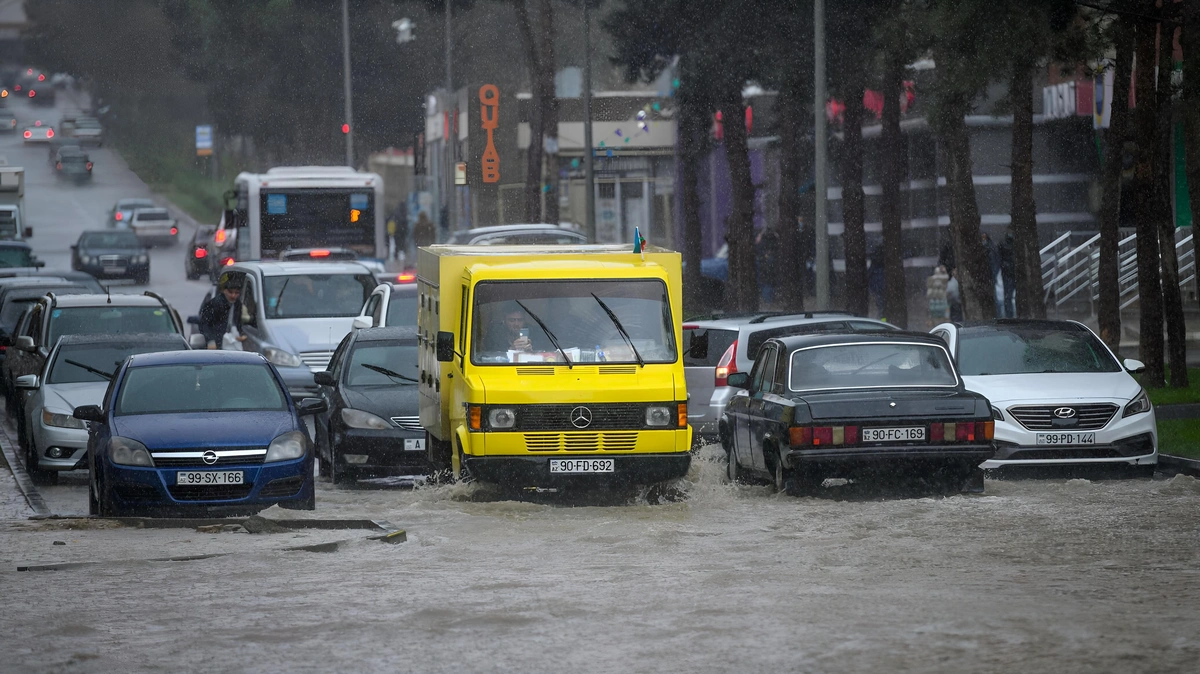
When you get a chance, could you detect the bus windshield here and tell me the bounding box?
[257,189,375,258]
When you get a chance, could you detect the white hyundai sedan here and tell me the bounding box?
[932,320,1156,474]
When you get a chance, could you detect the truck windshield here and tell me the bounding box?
[471,279,676,365]
[0,246,34,268]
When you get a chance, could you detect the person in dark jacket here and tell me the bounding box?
[198,279,242,349]
[998,230,1017,318]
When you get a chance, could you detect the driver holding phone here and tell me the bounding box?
[489,306,533,353]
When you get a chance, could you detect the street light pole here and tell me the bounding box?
[813,0,830,308]
[444,0,454,232]
[583,1,596,241]
[341,0,354,168]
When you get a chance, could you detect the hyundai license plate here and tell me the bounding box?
[549,458,614,474]
[404,438,425,451]
[176,471,244,485]
[862,427,926,442]
[1036,432,1095,445]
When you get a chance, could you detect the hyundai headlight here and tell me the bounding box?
[645,405,672,426]
[109,436,153,466]
[263,346,303,368]
[265,430,307,462]
[341,408,391,430]
[488,408,516,429]
[992,406,1005,422]
[1123,389,1151,417]
[43,408,86,429]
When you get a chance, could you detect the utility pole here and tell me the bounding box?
[583,1,596,241]
[341,0,354,168]
[444,0,455,232]
[813,0,830,308]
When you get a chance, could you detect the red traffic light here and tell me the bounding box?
[341,123,350,134]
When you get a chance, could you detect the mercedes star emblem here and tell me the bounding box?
[202,450,219,465]
[889,402,896,407]
[1053,407,1077,419]
[570,406,593,429]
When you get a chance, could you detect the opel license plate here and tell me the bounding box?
[1036,432,1095,445]
[549,458,615,474]
[176,471,244,485]
[404,438,425,451]
[862,427,926,442]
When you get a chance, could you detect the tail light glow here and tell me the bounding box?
[309,249,331,257]
[114,212,123,221]
[222,257,235,266]
[22,130,30,139]
[28,89,35,97]
[714,340,738,386]
[396,273,416,282]
[45,129,53,138]
[194,247,208,259]
[214,228,226,244]
[37,73,45,81]
[55,162,61,170]
[86,162,92,171]
[170,227,178,235]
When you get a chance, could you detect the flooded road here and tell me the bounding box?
[3,446,1200,673]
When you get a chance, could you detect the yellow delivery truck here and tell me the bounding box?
[417,244,692,488]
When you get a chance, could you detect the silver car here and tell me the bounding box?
[15,332,189,485]
[683,312,898,440]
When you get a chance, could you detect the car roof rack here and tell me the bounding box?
[746,310,857,324]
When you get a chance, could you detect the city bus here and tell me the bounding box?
[216,166,386,263]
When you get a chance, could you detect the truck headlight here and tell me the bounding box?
[265,430,306,462]
[263,347,303,368]
[1123,389,1151,417]
[341,408,391,430]
[488,408,516,429]
[43,408,85,429]
[109,436,153,466]
[645,406,672,426]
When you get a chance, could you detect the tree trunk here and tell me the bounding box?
[1010,62,1045,319]
[539,0,560,226]
[721,95,759,313]
[1098,18,1133,355]
[1155,19,1189,388]
[842,71,868,318]
[515,0,545,222]
[1132,19,1165,387]
[775,88,804,311]
[680,96,706,313]
[880,51,908,328]
[944,112,997,319]
[1184,4,1200,240]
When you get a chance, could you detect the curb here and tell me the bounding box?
[0,421,51,518]
[1158,454,1200,477]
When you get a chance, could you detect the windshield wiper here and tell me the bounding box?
[64,358,114,381]
[361,363,418,384]
[515,300,572,369]
[269,277,291,317]
[591,293,644,367]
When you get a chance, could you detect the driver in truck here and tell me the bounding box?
[486,305,532,353]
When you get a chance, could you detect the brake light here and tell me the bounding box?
[22,130,30,139]
[86,162,93,171]
[13,84,20,91]
[789,425,859,447]
[956,422,975,442]
[1,89,6,98]
[55,162,61,170]
[222,257,235,266]
[34,120,41,126]
[27,89,34,98]
[37,73,45,82]
[114,212,123,221]
[714,340,738,386]
[930,421,993,443]
[170,226,178,235]
[309,249,331,257]
[46,129,53,138]
[194,247,208,259]
[396,273,416,282]
[9,119,14,127]
[214,228,226,244]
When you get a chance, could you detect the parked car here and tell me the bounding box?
[931,319,1157,475]
[108,198,156,228]
[129,208,178,247]
[0,241,44,270]
[684,312,898,439]
[15,333,190,484]
[71,230,150,283]
[313,326,427,483]
[53,146,93,183]
[185,225,216,279]
[21,121,54,143]
[443,224,588,245]
[0,283,91,397]
[207,262,377,397]
[721,331,995,495]
[354,282,418,329]
[75,350,325,516]
[68,116,103,146]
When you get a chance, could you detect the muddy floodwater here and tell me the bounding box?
[2,447,1199,673]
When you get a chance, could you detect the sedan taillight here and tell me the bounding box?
[86,162,93,171]
[789,425,859,447]
[928,421,994,443]
[714,340,738,387]
[55,162,62,170]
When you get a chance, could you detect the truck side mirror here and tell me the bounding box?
[436,331,456,362]
[23,227,32,238]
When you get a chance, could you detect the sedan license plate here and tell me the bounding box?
[862,427,926,443]
[104,266,126,274]
[176,471,244,485]
[549,458,615,474]
[404,438,425,451]
[1036,432,1096,445]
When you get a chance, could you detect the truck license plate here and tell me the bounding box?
[404,438,425,451]
[1036,432,1095,445]
[549,458,614,474]
[176,471,244,485]
[862,427,926,442]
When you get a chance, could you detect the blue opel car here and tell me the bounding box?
[74,350,326,516]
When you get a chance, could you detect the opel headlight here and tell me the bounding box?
[646,405,672,426]
[341,408,391,430]
[265,430,307,462]
[488,408,516,429]
[109,436,153,466]
[43,408,86,429]
[263,346,303,368]
[1123,389,1151,417]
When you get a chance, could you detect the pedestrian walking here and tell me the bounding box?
[412,211,436,248]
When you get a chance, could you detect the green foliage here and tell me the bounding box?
[1142,369,1200,404]
[1155,418,1200,459]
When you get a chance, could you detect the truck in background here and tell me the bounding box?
[0,164,29,240]
[419,244,692,489]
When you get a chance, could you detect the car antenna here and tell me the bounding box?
[105,285,111,304]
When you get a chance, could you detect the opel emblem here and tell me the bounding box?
[1053,407,1077,419]
[570,406,592,429]
[202,450,219,465]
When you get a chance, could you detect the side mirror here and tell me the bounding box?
[73,404,105,423]
[314,371,336,387]
[436,331,456,362]
[23,227,33,239]
[1124,358,1146,374]
[15,335,34,352]
[188,333,207,349]
[351,315,372,330]
[33,259,45,268]
[726,372,751,390]
[296,397,328,416]
[14,374,38,389]
[186,315,200,325]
